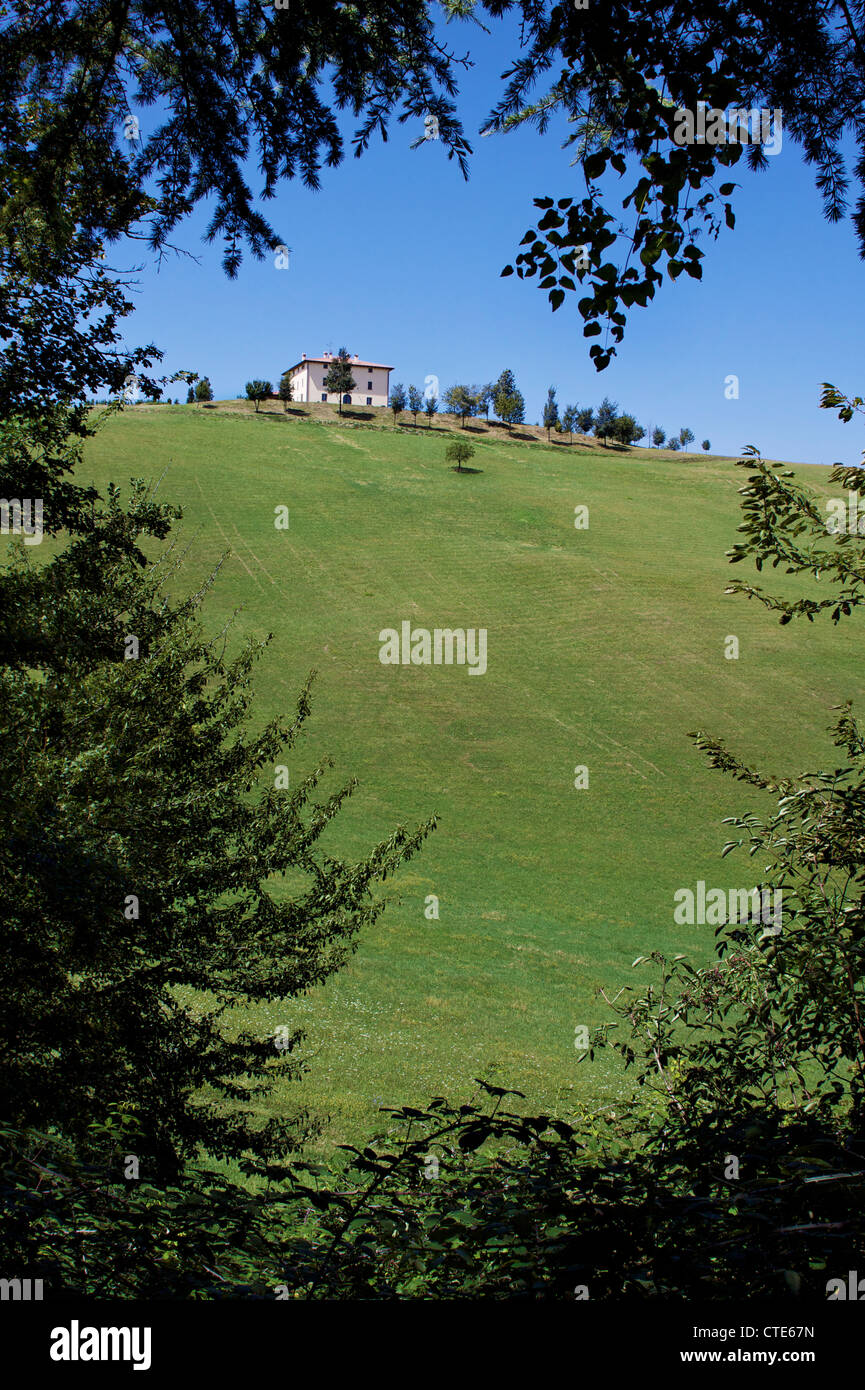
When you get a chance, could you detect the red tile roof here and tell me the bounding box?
[285,356,394,371]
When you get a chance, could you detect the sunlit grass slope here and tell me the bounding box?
[81,402,864,1151]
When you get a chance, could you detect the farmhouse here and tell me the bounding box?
[285,351,394,408]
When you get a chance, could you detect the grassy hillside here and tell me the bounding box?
[80,401,863,1153]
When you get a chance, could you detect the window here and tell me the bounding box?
[321,392,327,401]
[367,380,373,389]
[366,397,372,406]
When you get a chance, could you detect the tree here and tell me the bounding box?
[494,5,865,371]
[542,385,559,440]
[594,397,618,447]
[245,380,273,413]
[324,349,356,416]
[575,406,595,436]
[612,414,645,446]
[477,384,495,420]
[668,437,681,451]
[702,439,711,452]
[443,384,475,429]
[561,404,578,443]
[493,369,524,428]
[407,384,423,426]
[186,386,195,404]
[1,2,474,287]
[389,381,407,425]
[679,427,695,452]
[424,395,438,428]
[445,438,475,472]
[0,129,438,1264]
[497,393,524,433]
[6,0,865,380]
[278,371,293,412]
[652,426,666,448]
[195,377,213,403]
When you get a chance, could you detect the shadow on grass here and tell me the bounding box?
[450,465,484,475]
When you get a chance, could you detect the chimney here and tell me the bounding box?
[301,352,306,360]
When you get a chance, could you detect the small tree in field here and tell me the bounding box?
[652,426,666,448]
[668,437,681,451]
[424,395,438,428]
[195,376,213,402]
[679,427,695,451]
[278,371,293,412]
[407,384,423,426]
[575,406,594,435]
[389,381,407,424]
[324,348,356,415]
[561,404,577,443]
[542,385,559,440]
[245,380,273,412]
[702,438,711,452]
[478,383,495,420]
[446,438,475,472]
[186,385,195,404]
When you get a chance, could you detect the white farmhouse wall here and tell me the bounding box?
[288,358,391,408]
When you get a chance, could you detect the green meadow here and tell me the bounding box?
[81,403,864,1154]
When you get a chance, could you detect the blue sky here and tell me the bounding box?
[115,9,864,466]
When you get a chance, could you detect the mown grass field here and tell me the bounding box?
[81,401,864,1154]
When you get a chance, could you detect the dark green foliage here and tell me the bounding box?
[445,438,475,471]
[0,0,473,280]
[407,384,423,424]
[424,394,438,427]
[245,380,272,412]
[653,426,666,448]
[612,413,645,446]
[542,385,558,440]
[494,3,864,368]
[594,396,618,446]
[324,350,356,415]
[0,457,436,1180]
[278,371,293,411]
[388,381,407,424]
[702,438,711,452]
[443,384,475,428]
[679,427,695,451]
[196,377,214,403]
[493,369,525,429]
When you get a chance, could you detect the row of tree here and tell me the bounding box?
[543,389,709,452]
[240,369,712,457]
[434,369,526,430]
